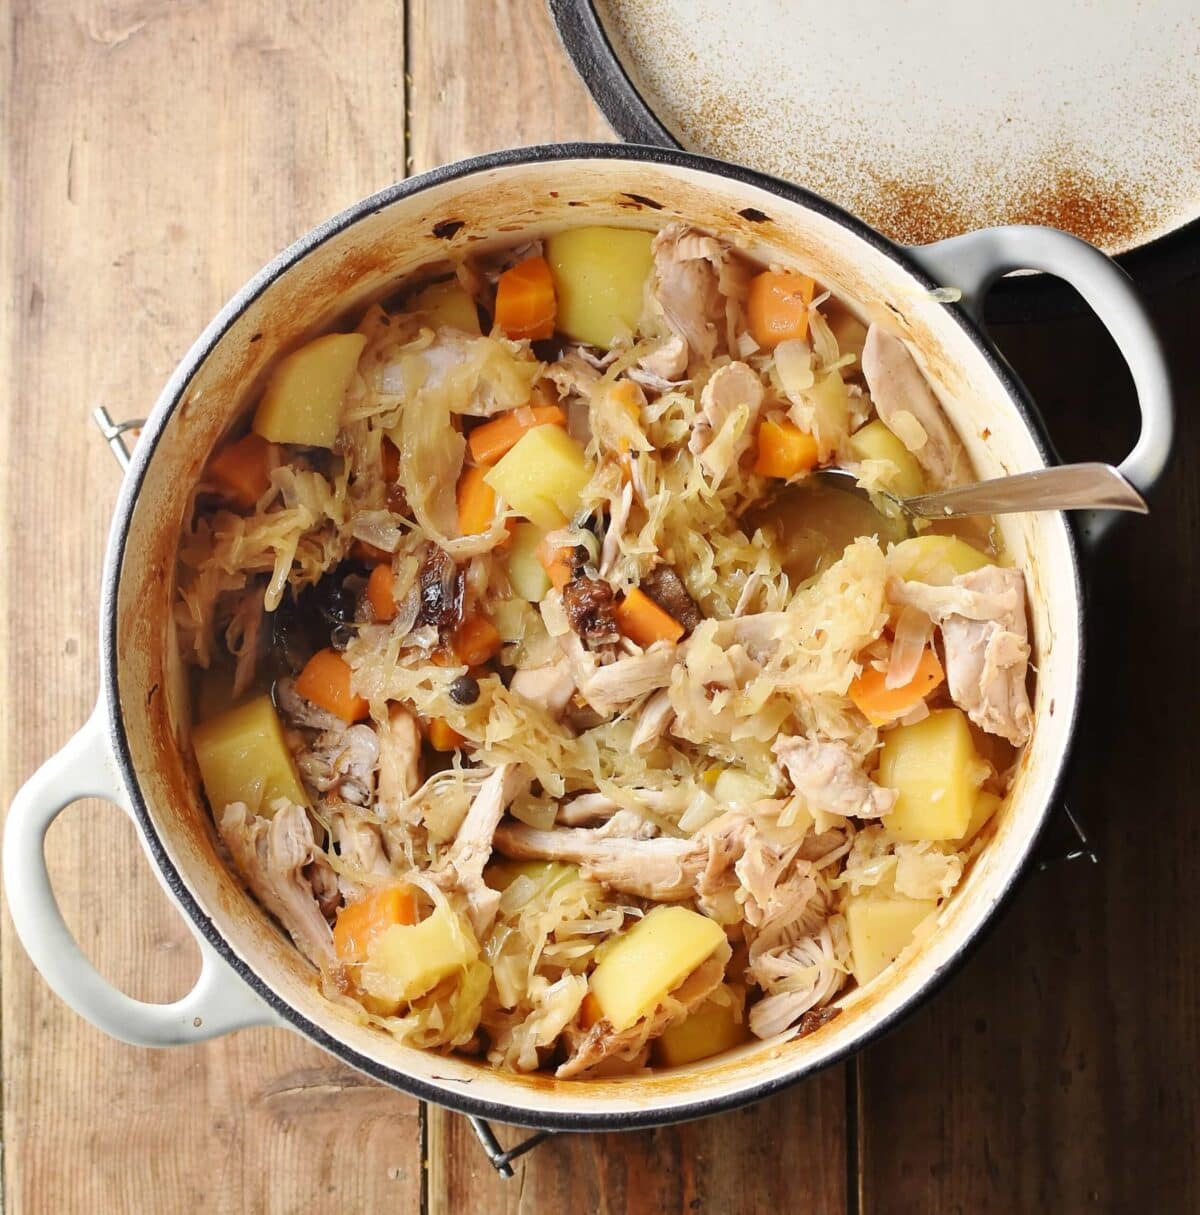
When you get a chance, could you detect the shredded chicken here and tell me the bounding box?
[630,688,676,751]
[773,736,897,819]
[689,361,764,484]
[890,565,1033,745]
[573,644,678,715]
[376,705,422,816]
[650,223,727,362]
[861,324,969,486]
[600,480,634,579]
[218,801,335,965]
[436,764,528,937]
[275,676,343,732]
[637,333,689,382]
[296,722,379,806]
[510,654,577,718]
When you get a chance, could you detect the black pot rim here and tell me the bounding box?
[547,0,1200,324]
[99,141,1084,1133]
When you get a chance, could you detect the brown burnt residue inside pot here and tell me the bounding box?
[432,218,466,239]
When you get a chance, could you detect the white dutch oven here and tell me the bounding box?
[3,146,1173,1132]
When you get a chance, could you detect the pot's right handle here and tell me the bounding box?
[3,700,282,1046]
[907,225,1174,548]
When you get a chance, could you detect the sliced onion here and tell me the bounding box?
[887,605,933,689]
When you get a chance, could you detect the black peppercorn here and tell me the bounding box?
[449,674,480,705]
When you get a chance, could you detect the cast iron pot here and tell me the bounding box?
[4,145,1173,1132]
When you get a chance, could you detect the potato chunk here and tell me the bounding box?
[483,424,590,529]
[878,708,986,841]
[505,521,551,601]
[546,226,654,349]
[887,534,990,586]
[653,986,748,1067]
[252,332,367,448]
[588,905,726,1032]
[360,905,478,1012]
[410,279,480,334]
[845,893,938,984]
[192,694,309,815]
[849,419,926,498]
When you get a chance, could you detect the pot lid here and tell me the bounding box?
[551,0,1200,318]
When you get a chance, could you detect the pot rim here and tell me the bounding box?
[99,141,1083,1131]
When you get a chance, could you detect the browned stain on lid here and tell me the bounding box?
[870,165,1153,248]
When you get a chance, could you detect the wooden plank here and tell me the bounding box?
[407,1,848,1208]
[426,1078,848,1215]
[0,3,421,1212]
[858,288,1200,1212]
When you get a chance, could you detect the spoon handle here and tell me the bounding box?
[903,462,1148,518]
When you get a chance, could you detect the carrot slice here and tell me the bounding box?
[208,433,280,508]
[451,614,502,667]
[615,587,685,647]
[849,648,945,727]
[746,271,816,349]
[537,537,575,590]
[457,464,498,536]
[467,403,567,466]
[494,255,557,340]
[366,563,396,623]
[754,418,820,479]
[333,884,417,964]
[295,648,369,723]
[428,718,465,751]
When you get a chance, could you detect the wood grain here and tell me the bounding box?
[857,289,1200,1214]
[1,3,420,1212]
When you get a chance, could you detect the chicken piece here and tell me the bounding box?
[545,349,601,404]
[861,324,969,486]
[306,854,341,920]
[690,361,764,477]
[495,809,747,903]
[576,644,679,716]
[329,804,391,899]
[650,224,727,362]
[747,922,846,1039]
[437,763,528,938]
[296,722,379,807]
[376,704,422,817]
[630,688,676,751]
[275,675,343,732]
[889,565,1033,745]
[600,481,634,578]
[556,792,621,827]
[636,333,689,383]
[224,586,266,700]
[773,735,897,819]
[556,938,731,1079]
[510,654,577,719]
[639,565,702,634]
[493,821,702,900]
[218,801,335,966]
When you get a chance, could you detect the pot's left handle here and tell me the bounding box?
[4,700,282,1045]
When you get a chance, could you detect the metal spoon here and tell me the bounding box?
[817,461,1147,523]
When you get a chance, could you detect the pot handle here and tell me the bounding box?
[3,701,282,1046]
[906,225,1174,546]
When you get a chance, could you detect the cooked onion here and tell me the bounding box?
[886,605,932,689]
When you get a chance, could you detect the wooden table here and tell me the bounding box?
[2,1,1196,1210]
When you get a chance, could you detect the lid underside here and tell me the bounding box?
[588,0,1200,257]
